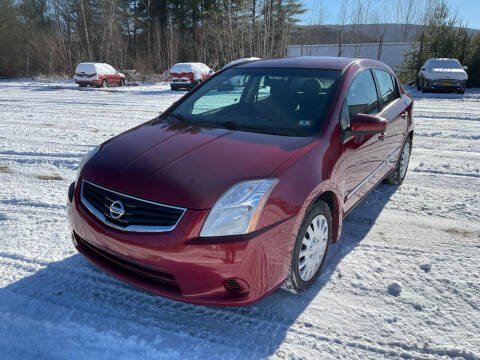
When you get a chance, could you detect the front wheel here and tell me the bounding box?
[385,136,411,185]
[119,79,125,87]
[282,201,332,294]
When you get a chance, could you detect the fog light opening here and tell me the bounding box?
[224,278,249,295]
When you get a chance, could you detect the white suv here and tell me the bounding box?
[417,58,468,94]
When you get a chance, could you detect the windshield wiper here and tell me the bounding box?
[219,121,240,130]
[165,112,186,122]
[218,121,295,136]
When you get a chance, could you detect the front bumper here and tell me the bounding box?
[428,79,466,91]
[170,81,194,87]
[67,182,294,306]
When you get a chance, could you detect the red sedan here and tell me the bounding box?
[67,57,413,306]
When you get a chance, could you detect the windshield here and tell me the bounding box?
[169,67,341,136]
[428,59,462,69]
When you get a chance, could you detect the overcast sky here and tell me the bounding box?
[300,0,480,30]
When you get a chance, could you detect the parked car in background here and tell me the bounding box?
[68,56,413,306]
[417,58,468,94]
[222,57,261,70]
[169,63,213,90]
[74,62,126,88]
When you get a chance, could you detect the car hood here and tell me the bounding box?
[82,120,315,209]
[425,68,468,80]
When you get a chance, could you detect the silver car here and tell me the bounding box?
[417,58,468,94]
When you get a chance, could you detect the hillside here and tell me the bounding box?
[290,23,480,45]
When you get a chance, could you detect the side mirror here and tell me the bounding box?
[463,66,468,71]
[208,69,214,75]
[345,114,387,137]
[421,67,426,71]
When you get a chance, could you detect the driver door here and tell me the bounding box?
[341,69,385,212]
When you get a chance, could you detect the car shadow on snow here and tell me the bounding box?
[0,184,397,358]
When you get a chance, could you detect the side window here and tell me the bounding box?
[373,69,399,107]
[257,76,271,101]
[345,69,380,121]
[390,74,400,98]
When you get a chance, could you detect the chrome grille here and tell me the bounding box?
[80,180,186,232]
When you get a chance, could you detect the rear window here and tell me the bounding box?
[169,67,341,137]
[171,63,207,73]
[75,63,96,74]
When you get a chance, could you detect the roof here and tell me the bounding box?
[222,57,261,69]
[238,56,359,71]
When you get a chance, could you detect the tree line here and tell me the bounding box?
[0,0,304,78]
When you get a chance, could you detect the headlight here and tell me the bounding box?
[200,179,278,237]
[75,145,100,181]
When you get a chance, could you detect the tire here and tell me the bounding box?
[119,79,125,87]
[170,84,177,91]
[102,79,108,88]
[190,80,200,90]
[282,201,332,294]
[385,136,412,185]
[79,84,86,88]
[458,88,465,94]
[421,80,428,93]
[416,78,421,91]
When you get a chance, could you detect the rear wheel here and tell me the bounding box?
[79,84,86,88]
[385,136,412,185]
[282,201,331,294]
[102,79,108,88]
[170,84,178,91]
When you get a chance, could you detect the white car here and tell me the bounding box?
[417,58,468,94]
[169,63,213,90]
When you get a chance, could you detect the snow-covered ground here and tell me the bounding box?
[0,80,479,359]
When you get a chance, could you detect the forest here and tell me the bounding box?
[0,0,305,77]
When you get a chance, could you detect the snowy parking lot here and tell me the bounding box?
[0,80,479,359]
